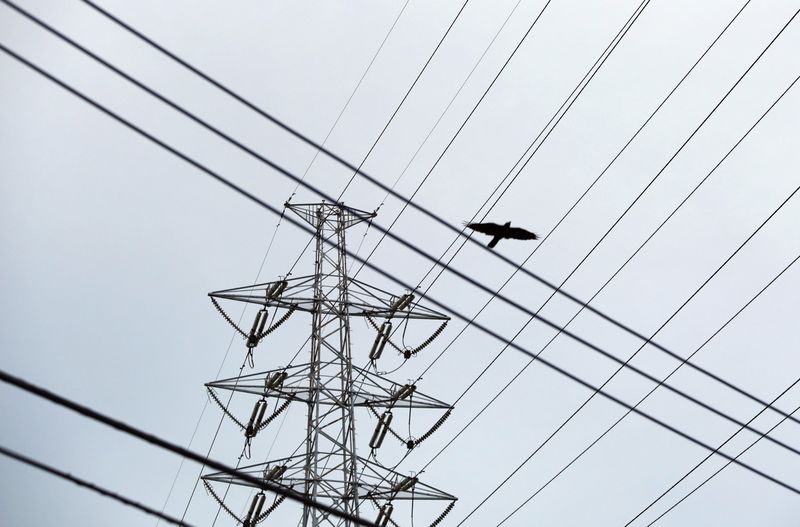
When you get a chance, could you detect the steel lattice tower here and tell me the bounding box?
[202,202,456,527]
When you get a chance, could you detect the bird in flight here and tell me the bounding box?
[464,221,539,249]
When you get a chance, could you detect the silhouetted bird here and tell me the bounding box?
[464,221,539,249]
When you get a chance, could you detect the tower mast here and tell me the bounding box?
[201,202,456,527]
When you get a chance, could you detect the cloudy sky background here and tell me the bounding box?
[2,0,800,525]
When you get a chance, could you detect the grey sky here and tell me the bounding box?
[2,0,800,525]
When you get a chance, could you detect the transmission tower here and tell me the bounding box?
[202,202,456,526]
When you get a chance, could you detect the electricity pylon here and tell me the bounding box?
[202,202,456,526]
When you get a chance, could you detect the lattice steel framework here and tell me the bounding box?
[201,202,456,527]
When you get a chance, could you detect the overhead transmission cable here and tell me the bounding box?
[422,7,794,473]
[290,0,411,197]
[407,0,659,381]
[0,369,378,527]
[31,0,780,424]
[330,0,473,199]
[348,0,650,364]
[3,47,800,496]
[351,0,556,272]
[457,149,800,525]
[275,0,413,271]
[352,0,527,219]
[4,11,800,465]
[12,0,792,428]
[498,249,800,526]
[646,399,800,526]
[242,0,467,283]
[618,261,800,526]
[356,0,649,441]
[0,443,194,527]
[407,2,800,480]
[344,0,534,413]
[61,0,745,364]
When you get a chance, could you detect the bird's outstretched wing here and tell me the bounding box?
[505,227,538,240]
[464,222,504,236]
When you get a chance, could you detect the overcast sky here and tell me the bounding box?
[2,0,800,526]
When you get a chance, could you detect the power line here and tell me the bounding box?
[329,0,472,198]
[618,267,800,525]
[1,46,798,496]
[411,0,751,379]
[335,2,475,199]
[398,0,658,468]
[457,153,800,525]
[337,0,531,415]
[0,443,194,527]
[7,1,795,441]
[422,41,800,480]
[351,0,556,271]
[499,250,800,526]
[646,394,800,526]
[369,3,800,465]
[0,368,377,527]
[58,0,784,371]
[351,0,650,358]
[354,0,527,217]
[293,0,411,196]
[411,0,657,381]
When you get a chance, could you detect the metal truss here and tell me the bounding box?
[202,202,456,527]
[210,275,449,320]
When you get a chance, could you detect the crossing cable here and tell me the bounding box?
[289,0,411,197]
[350,0,650,357]
[60,0,729,361]
[0,443,194,527]
[429,0,798,393]
[4,26,800,466]
[421,4,799,476]
[420,35,797,473]
[60,0,800,408]
[353,0,648,414]
[456,158,800,525]
[645,399,800,526]
[350,0,556,271]
[405,0,651,290]
[351,0,699,463]
[26,0,780,410]
[499,250,800,526]
[274,0,412,274]
[331,0,472,199]
[351,0,528,219]
[622,316,800,524]
[0,369,378,527]
[10,0,785,422]
[343,0,535,404]
[407,0,665,381]
[3,49,800,495]
[77,0,468,197]
[405,0,745,320]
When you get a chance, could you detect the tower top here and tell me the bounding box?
[285,201,376,231]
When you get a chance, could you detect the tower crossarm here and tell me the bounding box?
[207,364,452,410]
[202,454,456,502]
[209,276,450,320]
